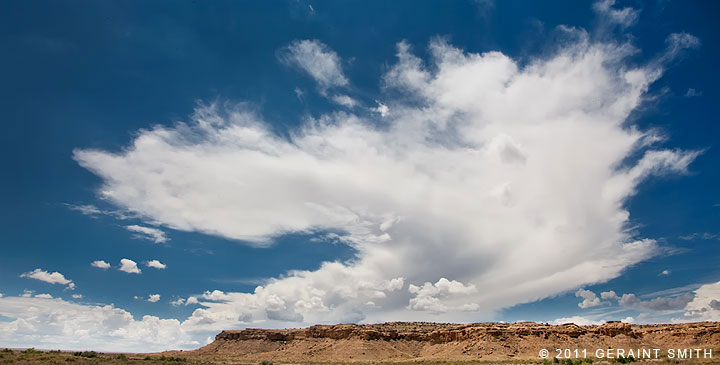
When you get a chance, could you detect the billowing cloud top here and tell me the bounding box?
[73,32,699,330]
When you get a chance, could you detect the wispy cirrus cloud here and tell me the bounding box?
[125,225,168,243]
[593,0,640,29]
[279,39,348,91]
[279,39,360,108]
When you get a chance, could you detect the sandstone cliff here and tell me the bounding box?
[169,321,720,363]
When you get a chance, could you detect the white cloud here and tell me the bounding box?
[678,232,717,240]
[0,296,197,352]
[65,203,102,216]
[618,292,693,311]
[170,296,200,307]
[659,269,670,276]
[34,294,53,299]
[552,316,605,326]
[592,0,639,29]
[73,31,699,332]
[91,260,111,270]
[575,289,602,308]
[601,290,620,300]
[674,281,720,322]
[124,225,168,243]
[330,94,359,108]
[684,88,702,98]
[65,203,134,220]
[118,259,141,274]
[72,294,83,299]
[408,278,478,313]
[20,269,75,290]
[372,100,389,117]
[146,260,167,270]
[598,288,695,311]
[294,87,304,100]
[148,294,161,303]
[280,39,348,91]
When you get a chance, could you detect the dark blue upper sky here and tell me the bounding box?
[0,0,719,351]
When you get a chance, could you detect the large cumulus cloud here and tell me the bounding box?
[71,32,699,332]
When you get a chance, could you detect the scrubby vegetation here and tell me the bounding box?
[0,349,192,363]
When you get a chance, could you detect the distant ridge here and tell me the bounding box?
[162,321,720,362]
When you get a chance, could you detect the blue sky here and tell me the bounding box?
[1,0,719,352]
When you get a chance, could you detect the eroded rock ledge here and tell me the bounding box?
[214,321,715,343]
[170,321,720,363]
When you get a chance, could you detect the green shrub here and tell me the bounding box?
[73,351,98,358]
[159,355,187,362]
[614,355,636,363]
[21,347,42,354]
[1,348,12,353]
[116,353,128,360]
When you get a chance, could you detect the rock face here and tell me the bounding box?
[170,321,720,363]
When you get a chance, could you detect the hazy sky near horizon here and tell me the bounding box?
[1,0,719,352]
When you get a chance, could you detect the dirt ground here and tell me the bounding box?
[0,348,714,364]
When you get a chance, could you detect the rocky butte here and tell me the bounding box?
[162,321,720,363]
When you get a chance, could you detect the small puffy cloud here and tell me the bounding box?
[280,39,348,91]
[91,260,111,270]
[576,289,602,308]
[170,298,185,306]
[186,296,199,305]
[148,294,161,303]
[119,259,141,274]
[34,293,53,299]
[659,269,670,276]
[72,294,83,299]
[145,260,167,270]
[592,0,639,29]
[601,290,620,300]
[20,268,75,289]
[202,290,231,301]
